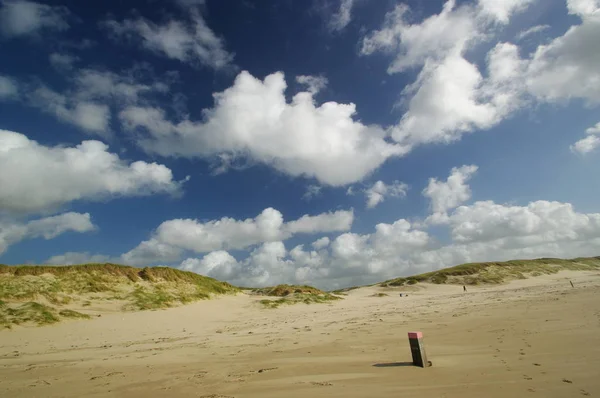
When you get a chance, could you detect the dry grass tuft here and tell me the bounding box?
[380,256,600,287]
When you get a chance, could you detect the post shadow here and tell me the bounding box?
[373,362,415,368]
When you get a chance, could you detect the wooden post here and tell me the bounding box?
[408,331,430,368]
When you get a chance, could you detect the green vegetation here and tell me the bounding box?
[251,284,325,296]
[1,302,59,329]
[253,284,343,308]
[331,286,361,294]
[371,292,388,297]
[58,309,91,319]
[259,293,342,309]
[380,256,600,287]
[0,263,240,327]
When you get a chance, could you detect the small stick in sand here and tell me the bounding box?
[570,280,574,288]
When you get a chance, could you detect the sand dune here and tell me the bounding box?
[1,270,599,397]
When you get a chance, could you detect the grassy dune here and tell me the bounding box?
[2,256,598,327]
[380,256,600,287]
[0,263,238,328]
[251,284,343,308]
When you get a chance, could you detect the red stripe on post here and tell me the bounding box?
[408,331,423,339]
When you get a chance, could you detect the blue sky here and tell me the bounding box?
[1,0,599,289]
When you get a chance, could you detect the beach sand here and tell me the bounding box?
[1,270,599,398]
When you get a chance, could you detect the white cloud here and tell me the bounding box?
[18,66,171,137]
[120,238,184,266]
[329,0,355,31]
[515,24,550,41]
[180,251,238,281]
[364,180,408,208]
[0,212,95,255]
[181,197,600,289]
[29,86,111,137]
[362,1,533,148]
[444,200,599,244]
[567,0,600,17]
[120,71,408,186]
[311,236,330,249]
[525,6,600,103]
[286,209,354,234]
[46,251,112,265]
[423,165,478,217]
[302,184,322,201]
[571,122,600,154]
[477,0,535,24]
[361,1,479,74]
[0,0,69,38]
[122,208,353,265]
[0,75,18,99]
[73,68,169,103]
[0,130,184,214]
[49,52,79,71]
[296,75,328,94]
[103,8,234,70]
[181,217,431,288]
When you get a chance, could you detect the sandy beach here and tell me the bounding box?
[1,270,599,398]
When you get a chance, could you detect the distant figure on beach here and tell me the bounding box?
[570,280,574,288]
[463,285,467,292]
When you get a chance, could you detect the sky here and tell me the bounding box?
[0,0,599,290]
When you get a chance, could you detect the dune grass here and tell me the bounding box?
[1,302,59,329]
[0,263,240,325]
[259,293,342,309]
[253,284,343,308]
[371,292,388,297]
[380,256,600,287]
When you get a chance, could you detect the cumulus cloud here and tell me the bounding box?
[362,1,533,148]
[360,0,600,150]
[181,217,431,289]
[0,212,95,255]
[567,0,600,16]
[525,2,600,103]
[0,130,185,214]
[103,8,234,70]
[329,0,355,31]
[423,165,478,218]
[120,71,407,186]
[4,65,172,137]
[181,198,600,289]
[361,1,479,74]
[121,208,353,265]
[29,86,111,136]
[0,0,69,38]
[364,180,408,208]
[477,0,535,24]
[49,52,79,71]
[45,251,112,265]
[72,68,169,103]
[0,75,18,99]
[311,236,330,249]
[296,75,328,94]
[571,122,600,154]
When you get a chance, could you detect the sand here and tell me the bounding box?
[1,270,599,398]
